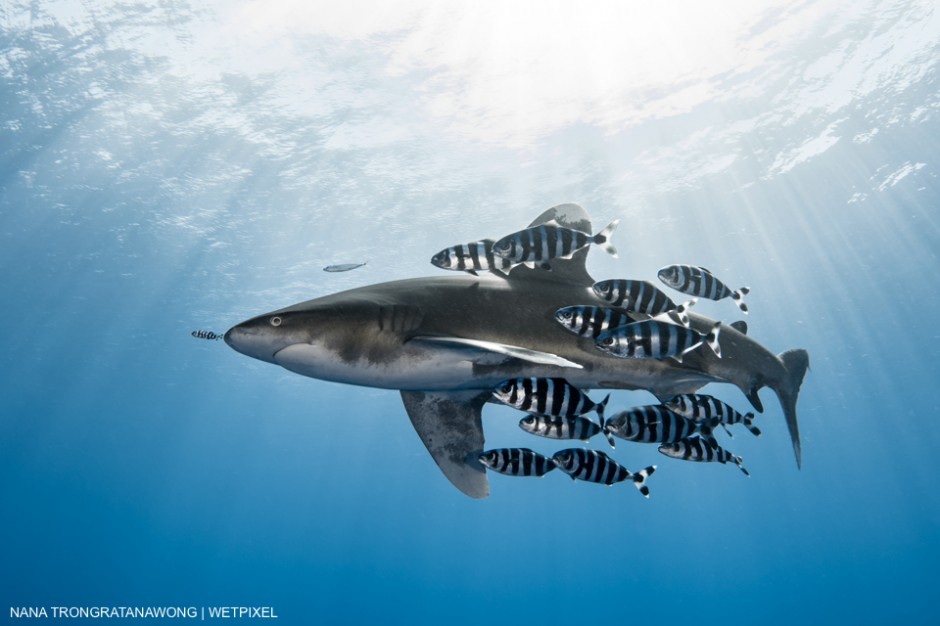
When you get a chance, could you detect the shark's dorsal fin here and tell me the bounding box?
[506,203,595,285]
[400,390,490,498]
[729,320,748,335]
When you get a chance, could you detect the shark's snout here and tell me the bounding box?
[223,318,285,364]
[223,326,237,349]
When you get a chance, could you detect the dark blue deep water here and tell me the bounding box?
[2,2,939,624]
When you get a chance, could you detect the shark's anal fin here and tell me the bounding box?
[400,390,491,499]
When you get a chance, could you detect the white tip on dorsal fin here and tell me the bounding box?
[413,336,584,369]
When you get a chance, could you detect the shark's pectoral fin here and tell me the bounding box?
[411,336,583,369]
[400,390,490,499]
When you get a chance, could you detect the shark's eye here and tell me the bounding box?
[270,316,282,327]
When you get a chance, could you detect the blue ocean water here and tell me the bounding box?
[2,1,939,624]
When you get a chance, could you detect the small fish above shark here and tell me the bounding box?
[224,203,809,498]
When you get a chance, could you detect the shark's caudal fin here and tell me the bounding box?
[400,390,491,498]
[508,203,596,286]
[775,349,810,469]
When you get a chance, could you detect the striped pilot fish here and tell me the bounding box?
[604,404,704,444]
[552,448,656,497]
[430,238,515,277]
[519,414,616,448]
[493,377,609,421]
[591,279,696,326]
[191,330,222,340]
[554,305,637,339]
[478,448,556,477]
[658,436,750,476]
[595,319,722,361]
[665,393,760,437]
[491,220,619,268]
[657,265,750,313]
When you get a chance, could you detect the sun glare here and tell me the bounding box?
[218,0,811,147]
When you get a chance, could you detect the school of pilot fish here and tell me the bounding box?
[431,217,761,498]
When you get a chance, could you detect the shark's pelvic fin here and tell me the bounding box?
[412,336,583,369]
[400,390,490,499]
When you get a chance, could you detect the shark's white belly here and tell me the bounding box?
[272,339,718,398]
[274,342,487,390]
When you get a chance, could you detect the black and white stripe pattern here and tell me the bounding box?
[518,414,615,448]
[554,305,636,339]
[592,279,696,326]
[658,436,750,476]
[492,220,618,266]
[595,320,722,361]
[191,330,222,340]
[552,449,655,496]
[665,394,760,437]
[657,265,749,313]
[430,238,515,276]
[493,378,609,421]
[478,448,556,477]
[592,279,675,312]
[604,405,699,443]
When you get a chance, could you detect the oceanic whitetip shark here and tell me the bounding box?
[225,204,809,498]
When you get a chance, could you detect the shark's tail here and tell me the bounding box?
[774,349,810,469]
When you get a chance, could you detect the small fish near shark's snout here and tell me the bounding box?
[223,203,809,498]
